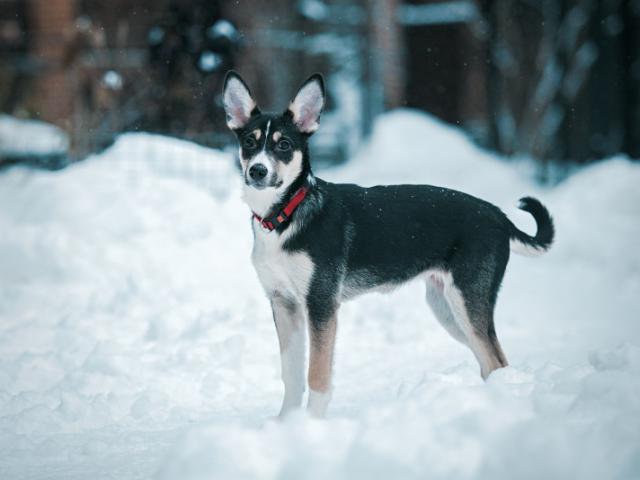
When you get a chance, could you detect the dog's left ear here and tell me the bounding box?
[287,74,325,134]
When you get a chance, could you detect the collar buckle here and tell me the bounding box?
[259,219,274,232]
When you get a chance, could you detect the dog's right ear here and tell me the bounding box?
[222,71,259,130]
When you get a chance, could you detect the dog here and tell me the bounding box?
[222,71,554,418]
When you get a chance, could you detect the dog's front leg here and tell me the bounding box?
[307,304,338,418]
[271,295,306,418]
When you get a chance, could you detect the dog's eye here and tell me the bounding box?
[276,139,291,151]
[243,137,257,149]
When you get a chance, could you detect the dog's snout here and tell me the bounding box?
[249,164,268,181]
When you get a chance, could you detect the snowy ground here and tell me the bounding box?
[0,110,639,479]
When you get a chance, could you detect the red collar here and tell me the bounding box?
[253,184,310,232]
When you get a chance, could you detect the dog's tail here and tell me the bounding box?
[508,197,555,257]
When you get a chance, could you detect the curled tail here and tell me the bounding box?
[509,197,555,256]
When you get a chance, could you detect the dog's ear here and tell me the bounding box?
[222,71,259,130]
[287,74,325,134]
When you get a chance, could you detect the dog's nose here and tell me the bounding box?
[249,164,268,180]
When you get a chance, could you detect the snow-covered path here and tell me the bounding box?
[1,111,639,479]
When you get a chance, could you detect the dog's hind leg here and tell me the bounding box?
[425,273,468,346]
[271,294,307,417]
[441,271,508,380]
[307,306,338,418]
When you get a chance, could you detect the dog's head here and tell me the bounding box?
[222,72,325,192]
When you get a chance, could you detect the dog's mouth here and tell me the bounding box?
[244,175,283,190]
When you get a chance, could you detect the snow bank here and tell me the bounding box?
[0,111,639,479]
[0,114,69,158]
[324,110,531,198]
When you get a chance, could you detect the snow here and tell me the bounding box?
[0,115,69,158]
[1,111,639,479]
[206,20,239,42]
[102,70,124,91]
[298,0,330,21]
[198,51,223,72]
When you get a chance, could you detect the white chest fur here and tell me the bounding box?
[251,226,315,303]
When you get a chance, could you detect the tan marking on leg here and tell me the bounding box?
[467,333,503,380]
[272,131,281,141]
[441,275,504,380]
[307,314,337,418]
[308,315,337,393]
[490,334,509,367]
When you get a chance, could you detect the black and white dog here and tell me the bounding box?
[222,72,554,418]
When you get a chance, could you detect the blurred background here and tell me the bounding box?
[1,3,640,477]
[1,0,639,178]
